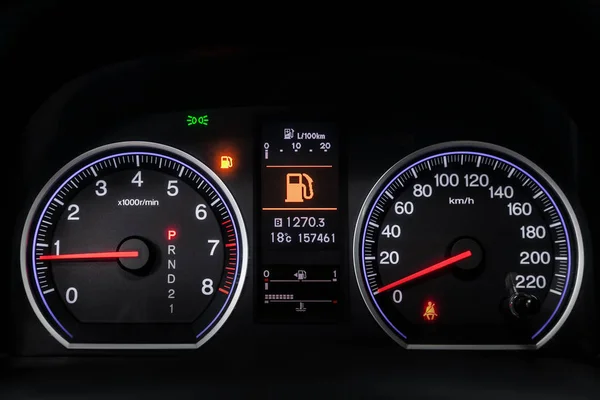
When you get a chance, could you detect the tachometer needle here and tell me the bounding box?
[38,251,139,261]
[376,250,472,294]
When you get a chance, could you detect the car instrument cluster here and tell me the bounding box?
[11,52,598,360]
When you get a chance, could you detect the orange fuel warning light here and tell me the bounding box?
[220,155,233,169]
[167,229,177,241]
[423,301,438,321]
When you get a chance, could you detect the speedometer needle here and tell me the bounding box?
[376,250,472,294]
[38,251,139,261]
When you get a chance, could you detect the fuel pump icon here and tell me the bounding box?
[285,173,314,203]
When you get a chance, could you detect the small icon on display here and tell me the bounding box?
[284,128,294,139]
[294,270,307,280]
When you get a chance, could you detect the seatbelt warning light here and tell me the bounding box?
[423,301,438,321]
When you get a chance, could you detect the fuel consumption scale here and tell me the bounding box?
[257,122,341,322]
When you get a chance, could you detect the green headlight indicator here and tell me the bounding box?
[187,115,209,126]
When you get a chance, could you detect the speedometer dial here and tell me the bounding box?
[353,141,584,349]
[21,142,247,349]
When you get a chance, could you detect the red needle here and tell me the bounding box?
[376,250,472,294]
[38,251,139,261]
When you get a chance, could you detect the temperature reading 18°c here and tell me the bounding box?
[354,141,584,349]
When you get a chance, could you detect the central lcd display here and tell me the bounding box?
[257,122,341,322]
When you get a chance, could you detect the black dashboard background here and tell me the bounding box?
[4,5,600,398]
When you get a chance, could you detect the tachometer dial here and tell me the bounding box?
[21,142,247,349]
[353,141,584,349]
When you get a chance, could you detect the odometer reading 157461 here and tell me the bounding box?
[20,142,247,349]
[354,141,584,349]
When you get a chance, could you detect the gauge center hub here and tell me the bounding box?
[117,237,152,273]
[449,237,483,271]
